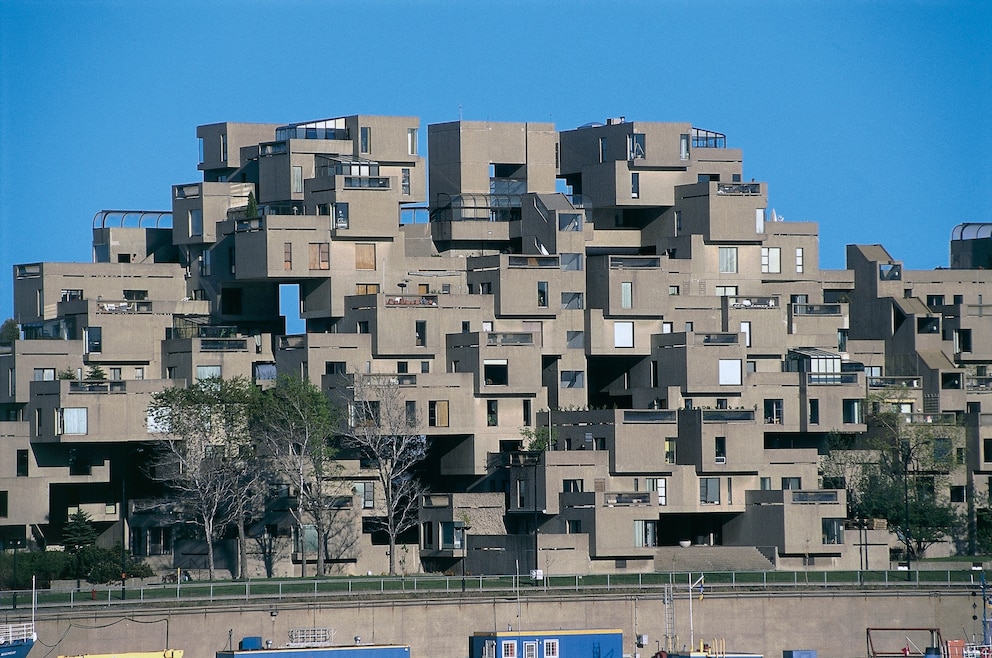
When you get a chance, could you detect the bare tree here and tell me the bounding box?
[341,374,427,576]
[253,374,344,577]
[146,376,256,580]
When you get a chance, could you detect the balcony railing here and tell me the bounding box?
[806,373,860,385]
[702,409,755,422]
[728,296,778,309]
[792,304,842,316]
[697,333,738,345]
[200,339,248,352]
[343,176,390,189]
[868,376,922,389]
[967,377,992,391]
[609,256,661,269]
[791,491,840,504]
[623,410,677,423]
[69,381,127,394]
[716,183,761,195]
[965,304,992,317]
[97,301,153,313]
[903,413,957,425]
[486,332,534,346]
[604,493,651,506]
[385,295,438,307]
[508,256,559,268]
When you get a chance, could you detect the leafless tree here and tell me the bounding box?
[341,373,427,576]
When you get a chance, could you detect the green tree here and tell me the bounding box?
[824,389,966,561]
[520,424,557,452]
[254,374,346,577]
[246,191,258,218]
[0,318,18,342]
[86,363,107,380]
[147,376,258,580]
[62,509,99,553]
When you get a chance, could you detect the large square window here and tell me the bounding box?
[614,322,634,348]
[718,359,742,385]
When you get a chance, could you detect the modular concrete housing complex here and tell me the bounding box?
[2,113,992,578]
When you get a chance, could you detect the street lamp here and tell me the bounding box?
[459,524,472,592]
[7,536,24,609]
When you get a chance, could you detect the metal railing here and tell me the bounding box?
[3,569,983,612]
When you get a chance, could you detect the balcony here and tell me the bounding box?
[622,410,677,423]
[200,338,248,352]
[903,412,956,425]
[701,409,754,422]
[485,332,534,347]
[69,381,127,394]
[696,333,738,345]
[609,256,661,269]
[716,183,761,195]
[604,492,651,507]
[968,376,992,391]
[385,295,438,307]
[727,296,779,309]
[791,490,840,504]
[508,256,559,268]
[868,376,923,389]
[97,301,153,314]
[792,304,842,316]
[806,373,860,385]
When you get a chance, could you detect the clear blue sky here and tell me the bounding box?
[1,1,990,321]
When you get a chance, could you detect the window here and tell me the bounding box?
[309,243,330,270]
[360,126,371,153]
[718,359,742,385]
[85,326,102,354]
[523,399,532,426]
[795,248,804,273]
[718,247,738,273]
[715,436,726,463]
[354,482,374,508]
[428,400,449,427]
[16,449,28,477]
[355,243,376,270]
[760,477,771,490]
[61,408,88,435]
[561,292,584,309]
[679,134,690,160]
[764,399,783,424]
[407,128,418,155]
[537,281,548,308]
[614,322,634,348]
[196,365,221,381]
[421,360,430,374]
[955,329,972,353]
[356,283,380,295]
[486,400,498,426]
[283,243,292,270]
[401,168,411,195]
[674,210,682,234]
[33,368,55,381]
[621,282,633,308]
[357,321,370,334]
[842,399,862,424]
[781,477,801,490]
[502,641,516,658]
[633,519,658,547]
[755,208,765,233]
[700,477,720,504]
[985,439,992,463]
[631,172,640,198]
[189,209,203,236]
[415,320,427,347]
[561,371,584,388]
[484,360,508,385]
[335,203,350,229]
[559,213,582,231]
[646,477,667,505]
[715,285,737,297]
[566,331,584,349]
[405,400,417,426]
[809,399,820,425]
[951,486,967,503]
[561,253,583,271]
[668,285,680,296]
[122,289,147,302]
[662,322,673,333]
[220,133,228,161]
[292,166,303,194]
[599,137,607,163]
[60,289,84,302]
[544,641,559,658]
[665,438,677,464]
[0,491,7,517]
[740,321,751,347]
[761,247,781,273]
[628,133,645,159]
[563,479,583,493]
[221,287,242,314]
[110,367,122,381]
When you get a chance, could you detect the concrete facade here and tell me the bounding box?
[0,113,988,579]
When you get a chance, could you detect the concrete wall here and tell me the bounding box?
[26,588,976,658]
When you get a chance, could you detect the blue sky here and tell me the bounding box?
[1,0,990,321]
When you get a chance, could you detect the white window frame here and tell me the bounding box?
[614,321,634,348]
[61,407,88,435]
[761,246,781,274]
[718,247,738,273]
[795,247,804,273]
[718,359,742,386]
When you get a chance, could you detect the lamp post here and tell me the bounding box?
[459,524,471,592]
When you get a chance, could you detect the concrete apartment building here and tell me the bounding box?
[0,113,988,578]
